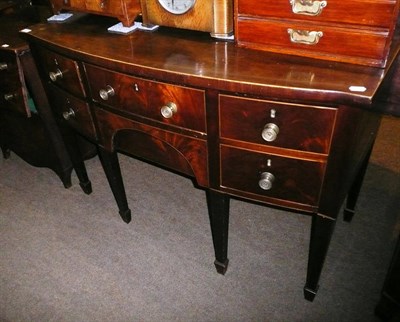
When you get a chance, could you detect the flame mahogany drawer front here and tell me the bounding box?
[235,0,399,66]
[34,47,86,98]
[84,63,207,133]
[46,84,97,140]
[0,51,28,116]
[219,95,336,154]
[220,145,325,206]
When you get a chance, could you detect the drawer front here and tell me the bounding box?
[236,18,389,62]
[47,85,97,140]
[85,63,206,133]
[220,145,325,206]
[34,47,86,98]
[237,0,397,28]
[0,50,29,116]
[219,95,336,154]
[85,0,123,15]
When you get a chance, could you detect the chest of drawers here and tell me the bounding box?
[22,15,400,301]
[235,0,400,67]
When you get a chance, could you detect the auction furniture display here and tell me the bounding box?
[0,3,94,191]
[22,10,400,301]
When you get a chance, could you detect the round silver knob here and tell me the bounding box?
[4,93,14,101]
[49,69,63,82]
[258,172,275,190]
[0,62,8,71]
[99,85,115,101]
[161,102,177,119]
[261,123,280,142]
[63,108,75,120]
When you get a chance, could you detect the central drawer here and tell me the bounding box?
[84,63,207,133]
[219,95,336,154]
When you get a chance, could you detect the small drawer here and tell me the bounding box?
[220,145,325,206]
[219,95,336,154]
[237,0,397,28]
[34,47,86,98]
[0,50,30,116]
[84,63,206,133]
[47,85,97,140]
[235,17,392,66]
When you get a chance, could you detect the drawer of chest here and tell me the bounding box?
[84,63,206,133]
[0,51,30,116]
[236,18,390,66]
[47,85,97,140]
[220,145,325,206]
[33,46,86,98]
[237,0,397,28]
[219,95,336,154]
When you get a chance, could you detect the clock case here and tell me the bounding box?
[140,0,233,39]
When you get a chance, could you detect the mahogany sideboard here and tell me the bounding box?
[21,15,400,301]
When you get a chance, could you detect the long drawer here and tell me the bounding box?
[84,63,207,133]
[238,0,397,28]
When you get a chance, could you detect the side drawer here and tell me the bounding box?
[237,0,397,28]
[219,95,336,154]
[47,84,97,140]
[0,50,29,116]
[84,63,207,133]
[220,145,325,206]
[33,46,86,98]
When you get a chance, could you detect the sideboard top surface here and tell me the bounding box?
[21,15,400,107]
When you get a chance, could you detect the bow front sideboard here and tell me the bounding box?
[21,15,400,301]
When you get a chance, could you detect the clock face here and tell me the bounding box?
[157,0,196,14]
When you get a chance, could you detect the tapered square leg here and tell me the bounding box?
[98,147,131,223]
[304,214,336,301]
[206,189,230,275]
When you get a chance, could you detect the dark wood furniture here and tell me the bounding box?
[49,0,140,27]
[0,5,94,191]
[235,0,400,67]
[22,15,400,301]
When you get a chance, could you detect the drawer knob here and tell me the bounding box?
[161,102,177,119]
[259,172,275,190]
[99,85,115,101]
[63,108,75,120]
[49,69,63,82]
[262,123,280,142]
[0,62,8,71]
[4,93,15,101]
[289,0,327,16]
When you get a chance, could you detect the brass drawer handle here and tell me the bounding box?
[0,62,8,71]
[99,85,115,101]
[49,69,63,82]
[4,93,15,101]
[259,172,275,190]
[63,108,75,120]
[289,0,327,16]
[161,102,177,119]
[261,123,280,142]
[288,29,323,45]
